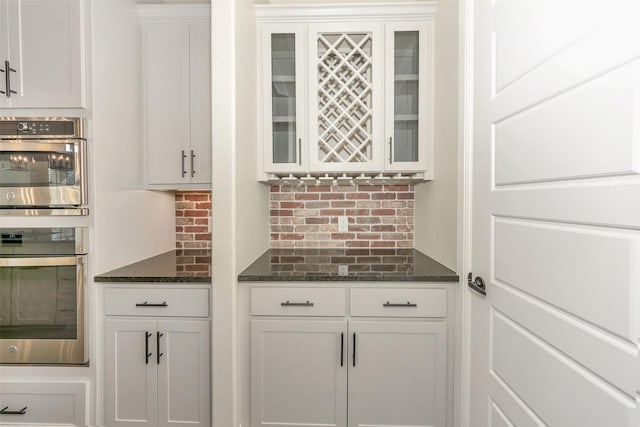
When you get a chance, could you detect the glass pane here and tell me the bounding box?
[0,150,77,187]
[271,34,297,164]
[394,31,419,163]
[0,265,77,340]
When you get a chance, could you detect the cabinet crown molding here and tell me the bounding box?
[138,4,210,22]
[255,1,438,22]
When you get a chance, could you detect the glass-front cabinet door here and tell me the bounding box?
[385,22,432,173]
[262,24,306,173]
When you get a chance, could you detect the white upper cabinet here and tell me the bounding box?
[257,2,436,180]
[140,5,211,189]
[0,0,86,108]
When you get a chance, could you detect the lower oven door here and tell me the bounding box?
[0,255,86,364]
[0,139,86,208]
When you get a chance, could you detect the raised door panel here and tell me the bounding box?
[105,319,158,427]
[188,22,212,185]
[307,22,384,173]
[144,22,191,185]
[157,319,210,427]
[348,321,447,427]
[6,0,84,108]
[251,319,347,427]
[384,21,433,174]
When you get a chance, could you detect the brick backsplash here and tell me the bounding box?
[270,185,414,248]
[175,191,212,250]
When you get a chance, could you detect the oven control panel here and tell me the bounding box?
[0,118,81,138]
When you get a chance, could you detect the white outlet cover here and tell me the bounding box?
[338,265,348,276]
[338,216,348,232]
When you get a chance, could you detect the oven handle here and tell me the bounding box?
[0,140,81,152]
[0,256,81,267]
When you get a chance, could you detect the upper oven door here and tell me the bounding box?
[0,139,86,207]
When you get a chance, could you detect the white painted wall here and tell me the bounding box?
[92,0,175,274]
[414,0,458,270]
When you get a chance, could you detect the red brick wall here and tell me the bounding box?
[175,191,212,249]
[270,185,414,248]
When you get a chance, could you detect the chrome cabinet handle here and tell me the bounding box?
[298,138,302,165]
[181,150,187,177]
[190,150,196,177]
[0,406,27,415]
[136,301,168,307]
[388,137,393,164]
[156,331,163,364]
[382,301,417,308]
[280,300,314,307]
[145,332,152,364]
[1,61,17,98]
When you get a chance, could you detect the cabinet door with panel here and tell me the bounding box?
[105,319,158,427]
[0,0,85,108]
[157,319,210,427]
[260,23,306,173]
[251,319,347,427]
[143,22,192,186]
[384,21,433,173]
[348,320,447,427]
[141,5,211,189]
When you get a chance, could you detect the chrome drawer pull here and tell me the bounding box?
[383,301,417,308]
[0,406,27,415]
[136,301,168,307]
[280,300,314,307]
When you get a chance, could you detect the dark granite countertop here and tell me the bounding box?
[94,249,211,283]
[238,248,458,282]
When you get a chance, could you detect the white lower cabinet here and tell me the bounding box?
[251,320,347,427]
[347,321,447,427]
[249,285,449,427]
[104,286,210,427]
[0,381,87,426]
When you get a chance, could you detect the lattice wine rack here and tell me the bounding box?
[316,32,373,165]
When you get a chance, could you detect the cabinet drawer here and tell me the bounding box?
[251,287,346,316]
[350,288,447,318]
[0,381,86,426]
[104,287,209,317]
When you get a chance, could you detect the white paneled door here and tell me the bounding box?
[469,1,640,426]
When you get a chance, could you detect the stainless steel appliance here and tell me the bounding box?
[0,117,87,215]
[0,227,88,364]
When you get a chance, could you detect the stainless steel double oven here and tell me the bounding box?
[0,227,88,365]
[0,117,89,364]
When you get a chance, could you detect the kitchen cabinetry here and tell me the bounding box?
[104,285,210,427]
[0,0,86,108]
[0,381,87,425]
[249,285,449,427]
[256,3,436,180]
[140,5,211,189]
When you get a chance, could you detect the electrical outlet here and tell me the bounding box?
[338,216,348,232]
[339,265,348,276]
